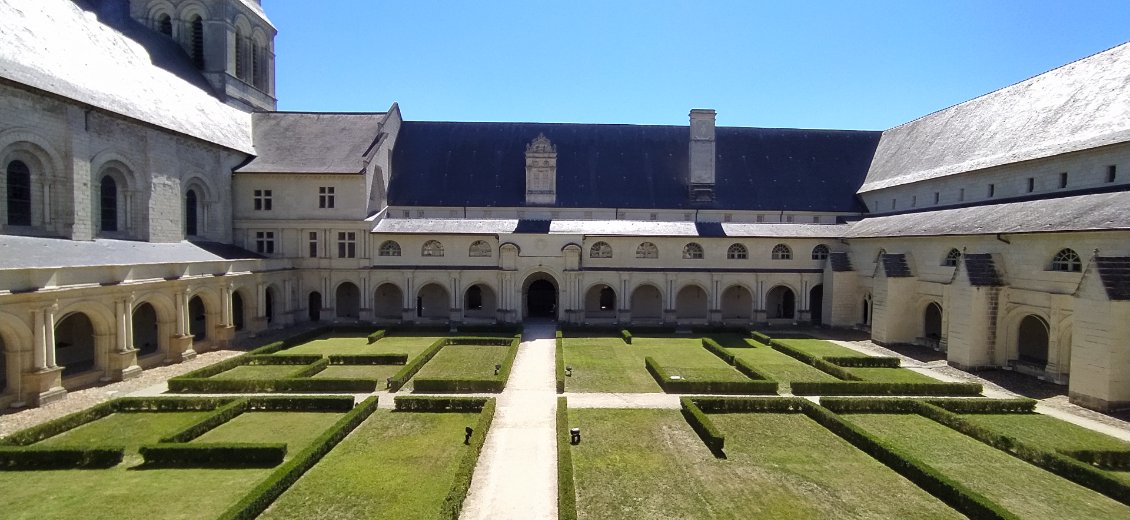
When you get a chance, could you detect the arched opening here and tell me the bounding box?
[0,334,7,393]
[232,291,246,331]
[525,275,558,320]
[417,284,450,319]
[335,282,360,319]
[99,175,118,232]
[6,160,32,226]
[185,189,199,236]
[374,283,402,319]
[675,285,708,320]
[55,313,96,376]
[862,295,872,325]
[721,285,752,320]
[765,286,796,319]
[308,292,321,322]
[264,287,276,325]
[809,285,824,324]
[464,284,497,320]
[630,284,663,320]
[190,15,205,69]
[188,296,207,340]
[584,284,617,319]
[157,13,172,36]
[132,303,159,356]
[1018,315,1050,366]
[924,302,943,339]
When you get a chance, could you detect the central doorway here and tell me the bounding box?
[523,273,559,320]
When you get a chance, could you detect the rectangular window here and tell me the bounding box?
[933,192,940,204]
[1059,172,1068,189]
[890,199,896,210]
[1107,165,1117,183]
[785,214,794,223]
[649,213,657,221]
[959,188,965,201]
[337,231,356,258]
[255,231,275,255]
[308,231,318,258]
[756,214,764,222]
[812,215,820,223]
[253,189,272,211]
[987,184,995,197]
[319,187,335,209]
[911,195,917,207]
[1026,177,1035,192]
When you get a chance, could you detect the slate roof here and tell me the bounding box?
[373,218,848,238]
[844,191,1130,238]
[880,254,913,278]
[0,236,260,270]
[387,121,880,211]
[0,0,254,153]
[829,252,853,272]
[1095,257,1130,301]
[237,112,386,174]
[861,42,1130,193]
[963,254,1004,287]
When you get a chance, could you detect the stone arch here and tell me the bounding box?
[765,285,796,319]
[0,131,63,229]
[862,293,873,325]
[630,283,663,320]
[188,295,209,339]
[231,289,249,330]
[923,301,943,340]
[54,310,104,378]
[251,27,271,90]
[307,291,322,322]
[1017,314,1050,366]
[721,284,753,320]
[416,283,450,320]
[183,177,213,238]
[263,284,281,325]
[522,272,559,320]
[374,283,403,319]
[584,283,617,319]
[0,311,32,396]
[91,157,138,236]
[464,283,498,320]
[335,281,361,319]
[232,15,253,81]
[809,284,824,324]
[131,303,160,356]
[675,284,709,320]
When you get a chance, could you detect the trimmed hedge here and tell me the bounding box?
[923,398,1036,414]
[246,354,323,365]
[440,398,497,520]
[790,381,982,396]
[367,329,387,344]
[161,398,249,443]
[749,330,772,345]
[0,446,125,470]
[680,397,725,454]
[0,401,117,446]
[328,354,407,365]
[246,396,357,412]
[1062,450,1130,471]
[818,397,925,414]
[644,357,777,395]
[394,396,489,413]
[769,341,860,380]
[411,337,521,393]
[217,396,380,520]
[825,356,902,368]
[113,397,237,412]
[690,396,809,414]
[701,338,735,364]
[287,358,329,378]
[555,332,566,394]
[557,397,577,520]
[139,443,286,468]
[701,338,778,384]
[733,357,775,382]
[248,340,287,356]
[620,329,632,344]
[445,336,514,346]
[167,378,377,393]
[388,337,448,391]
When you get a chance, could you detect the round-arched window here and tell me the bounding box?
[636,242,658,259]
[727,243,748,260]
[378,241,401,257]
[590,241,612,259]
[811,244,830,260]
[683,243,704,260]
[469,240,492,257]
[1051,248,1081,272]
[771,244,792,260]
[422,240,445,257]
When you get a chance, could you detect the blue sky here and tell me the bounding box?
[268,1,1129,130]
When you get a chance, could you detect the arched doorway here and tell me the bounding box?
[584,284,617,320]
[809,285,824,324]
[336,282,360,319]
[1018,315,1050,366]
[56,313,97,376]
[464,284,497,320]
[232,292,246,331]
[263,287,276,325]
[308,292,322,322]
[188,296,207,340]
[374,283,402,319]
[523,274,558,320]
[630,284,663,320]
[765,286,795,319]
[862,294,872,325]
[417,283,450,319]
[924,302,942,339]
[675,285,708,320]
[721,285,752,320]
[132,303,159,356]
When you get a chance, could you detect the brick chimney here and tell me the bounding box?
[688,109,716,203]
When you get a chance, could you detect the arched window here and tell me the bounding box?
[157,13,173,36]
[466,285,483,310]
[1051,248,1082,272]
[469,240,492,257]
[252,44,263,88]
[811,244,830,260]
[771,244,792,260]
[727,243,748,260]
[190,15,205,69]
[235,27,246,80]
[100,175,118,232]
[185,189,198,236]
[6,160,32,226]
[943,248,961,267]
[590,241,612,259]
[378,240,401,257]
[636,242,658,259]
[683,242,704,260]
[422,240,444,257]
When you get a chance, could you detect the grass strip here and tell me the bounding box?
[557,397,577,520]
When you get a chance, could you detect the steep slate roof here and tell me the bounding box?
[829,252,853,272]
[238,112,386,174]
[844,191,1130,238]
[0,235,259,270]
[0,0,253,153]
[1095,257,1130,301]
[963,254,1004,287]
[373,218,848,238]
[861,42,1130,193]
[388,121,880,211]
[880,254,913,278]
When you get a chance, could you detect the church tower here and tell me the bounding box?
[128,0,277,112]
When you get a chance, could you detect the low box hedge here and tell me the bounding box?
[790,381,982,396]
[923,398,1036,414]
[825,356,902,368]
[817,397,924,414]
[701,338,735,364]
[367,329,387,344]
[114,397,237,412]
[749,330,772,345]
[557,397,577,520]
[620,329,632,344]
[327,354,407,365]
[167,377,377,394]
[394,396,489,413]
[680,397,725,454]
[440,398,497,520]
[287,358,329,378]
[246,354,323,365]
[0,446,125,470]
[246,396,356,412]
[555,333,566,394]
[445,336,514,346]
[644,357,777,395]
[161,398,249,443]
[388,337,448,391]
[1062,449,1130,471]
[139,443,286,468]
[0,401,118,446]
[217,396,379,520]
[690,396,809,414]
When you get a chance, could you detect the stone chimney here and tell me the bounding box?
[688,109,716,203]
[525,133,557,205]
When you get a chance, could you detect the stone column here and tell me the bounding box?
[25,304,65,406]
[168,290,195,362]
[31,308,46,371]
[708,277,722,325]
[44,304,57,368]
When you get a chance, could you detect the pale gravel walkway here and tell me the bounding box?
[460,322,557,520]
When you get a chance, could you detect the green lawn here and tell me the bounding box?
[843,413,1130,519]
[192,411,343,458]
[848,367,941,383]
[562,336,746,392]
[313,364,400,381]
[413,345,510,380]
[210,364,306,380]
[259,410,480,520]
[569,408,962,520]
[35,411,212,454]
[278,333,444,361]
[728,345,841,384]
[774,338,870,358]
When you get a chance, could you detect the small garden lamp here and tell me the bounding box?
[570,427,581,445]
[565,366,573,377]
[494,363,502,375]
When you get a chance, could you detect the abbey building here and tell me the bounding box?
[1,0,1129,411]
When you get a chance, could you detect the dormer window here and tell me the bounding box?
[524,134,557,205]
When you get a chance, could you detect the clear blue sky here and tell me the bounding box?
[268,1,1129,130]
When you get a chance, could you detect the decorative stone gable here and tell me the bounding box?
[525,133,557,205]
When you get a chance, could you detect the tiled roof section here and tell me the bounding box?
[829,251,853,272]
[372,218,850,238]
[861,42,1130,193]
[963,253,1004,287]
[388,121,880,211]
[880,254,913,278]
[1095,257,1130,301]
[844,191,1130,238]
[237,112,386,174]
[0,0,253,153]
[0,236,259,270]
[515,219,550,234]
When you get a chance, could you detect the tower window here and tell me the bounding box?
[157,14,172,36]
[235,28,246,80]
[190,16,204,69]
[253,189,272,211]
[319,186,335,208]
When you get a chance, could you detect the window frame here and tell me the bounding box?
[378,240,401,257]
[771,244,792,260]
[253,189,272,211]
[422,240,445,257]
[318,186,335,209]
[337,231,356,259]
[589,241,613,259]
[682,242,704,260]
[726,243,748,260]
[255,230,275,255]
[1050,248,1082,273]
[811,244,830,261]
[635,242,658,259]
